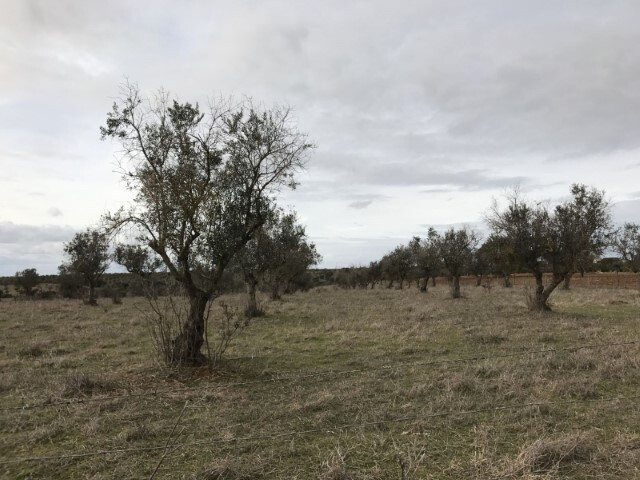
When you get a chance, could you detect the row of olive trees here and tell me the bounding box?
[363,185,634,311]
[371,226,479,299]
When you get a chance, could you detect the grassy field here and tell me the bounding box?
[1,284,640,479]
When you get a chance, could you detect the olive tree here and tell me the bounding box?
[60,229,110,305]
[488,185,612,311]
[614,223,640,273]
[555,184,612,289]
[381,245,413,289]
[439,227,478,298]
[264,231,320,300]
[15,268,40,298]
[101,83,313,365]
[236,210,313,316]
[366,261,382,289]
[478,234,518,287]
[114,244,163,277]
[113,244,164,296]
[408,229,441,292]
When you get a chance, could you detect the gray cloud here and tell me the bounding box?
[349,200,373,209]
[0,223,78,275]
[0,255,61,276]
[312,236,409,268]
[0,222,75,244]
[47,207,63,217]
[613,199,640,225]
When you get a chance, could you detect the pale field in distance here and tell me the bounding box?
[1,284,640,479]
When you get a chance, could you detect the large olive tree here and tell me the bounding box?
[488,185,611,311]
[555,184,612,289]
[101,83,313,365]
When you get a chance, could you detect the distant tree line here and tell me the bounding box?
[330,185,638,311]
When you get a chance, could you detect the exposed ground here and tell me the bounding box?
[1,284,640,479]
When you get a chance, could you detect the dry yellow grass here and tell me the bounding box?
[1,284,640,479]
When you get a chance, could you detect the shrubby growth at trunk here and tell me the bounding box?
[101,82,313,365]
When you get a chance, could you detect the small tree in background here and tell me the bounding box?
[478,234,518,287]
[264,229,321,301]
[439,227,478,298]
[114,244,163,277]
[614,223,640,273]
[236,210,315,316]
[366,261,382,289]
[60,229,110,305]
[408,228,441,292]
[380,245,413,289]
[470,247,490,287]
[14,268,39,298]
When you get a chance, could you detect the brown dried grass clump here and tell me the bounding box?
[320,448,357,480]
[509,432,597,475]
[200,458,265,479]
[59,374,120,398]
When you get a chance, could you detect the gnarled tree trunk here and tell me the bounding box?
[528,272,563,311]
[419,277,428,293]
[171,289,210,365]
[562,272,574,290]
[245,276,259,317]
[271,283,282,300]
[450,275,461,298]
[87,283,98,306]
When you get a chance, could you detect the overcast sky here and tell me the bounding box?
[2,0,640,275]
